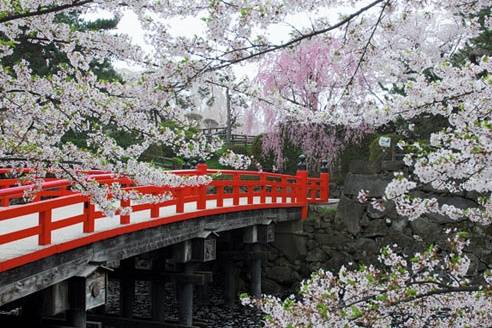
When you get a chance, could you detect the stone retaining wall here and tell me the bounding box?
[263,160,492,295]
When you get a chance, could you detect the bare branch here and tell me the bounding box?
[207,0,385,72]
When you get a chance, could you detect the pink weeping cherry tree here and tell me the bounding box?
[252,37,371,171]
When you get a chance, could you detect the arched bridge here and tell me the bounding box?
[0,164,329,328]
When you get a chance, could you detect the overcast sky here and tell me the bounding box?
[83,5,357,79]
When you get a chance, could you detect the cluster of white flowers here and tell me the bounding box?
[243,232,492,327]
[384,173,417,200]
[73,180,172,217]
[0,0,229,203]
[356,189,369,203]
[218,0,492,324]
[218,150,252,170]
[2,0,492,324]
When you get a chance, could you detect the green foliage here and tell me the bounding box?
[206,157,221,169]
[251,135,274,168]
[416,116,448,138]
[308,205,337,222]
[317,303,329,320]
[228,144,249,155]
[283,140,303,174]
[171,156,185,167]
[332,133,375,184]
[60,129,88,149]
[239,292,249,300]
[139,143,178,167]
[205,143,257,170]
[250,134,301,174]
[62,119,192,168]
[282,298,295,310]
[1,11,121,81]
[316,206,337,217]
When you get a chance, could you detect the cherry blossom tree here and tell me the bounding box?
[242,231,492,327]
[252,38,370,170]
[0,1,225,209]
[219,149,252,170]
[1,1,492,324]
[238,1,491,325]
[159,0,490,325]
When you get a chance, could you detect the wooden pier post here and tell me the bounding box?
[151,254,167,322]
[67,277,87,328]
[22,293,44,327]
[119,258,135,318]
[249,244,262,299]
[224,259,237,305]
[176,263,194,327]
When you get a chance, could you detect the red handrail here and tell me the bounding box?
[0,165,329,272]
[0,173,136,207]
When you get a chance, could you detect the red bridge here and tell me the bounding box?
[0,164,329,328]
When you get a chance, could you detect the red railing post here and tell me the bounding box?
[307,179,313,201]
[1,197,9,207]
[320,160,330,203]
[296,169,308,220]
[120,198,130,224]
[216,184,224,207]
[233,173,240,206]
[247,180,254,205]
[151,202,160,218]
[196,163,208,210]
[290,180,296,202]
[281,176,287,203]
[83,200,96,233]
[271,179,277,204]
[320,172,330,202]
[296,155,308,220]
[295,155,309,219]
[39,209,52,245]
[150,189,160,218]
[176,188,184,213]
[260,174,266,204]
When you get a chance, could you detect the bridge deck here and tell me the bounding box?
[0,196,291,266]
[0,165,330,273]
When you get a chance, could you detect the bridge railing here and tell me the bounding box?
[0,165,329,271]
[0,166,330,209]
[0,174,132,207]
